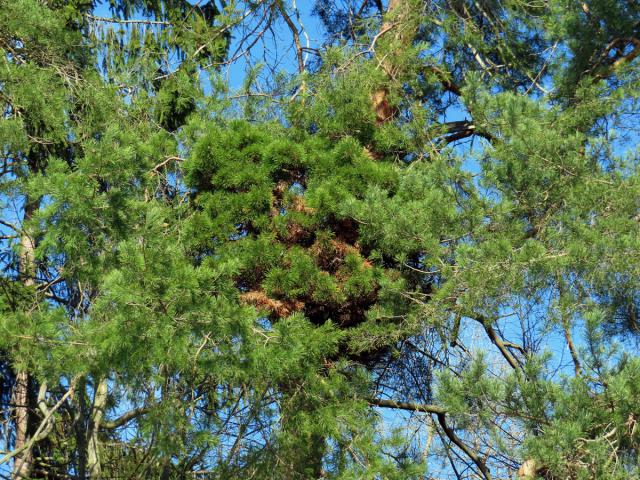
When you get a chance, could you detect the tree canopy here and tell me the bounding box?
[0,0,639,478]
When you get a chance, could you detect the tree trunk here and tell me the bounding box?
[12,194,39,479]
[87,378,108,479]
[371,0,416,125]
[12,372,33,479]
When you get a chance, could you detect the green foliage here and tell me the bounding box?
[0,0,639,479]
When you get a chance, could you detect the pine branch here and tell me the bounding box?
[474,316,523,372]
[276,1,305,73]
[369,397,446,415]
[369,398,492,480]
[435,411,492,480]
[587,26,640,82]
[85,14,171,26]
[427,65,462,96]
[440,121,495,144]
[101,406,151,429]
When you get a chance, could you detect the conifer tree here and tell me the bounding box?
[0,1,639,479]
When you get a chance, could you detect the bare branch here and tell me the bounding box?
[436,411,492,480]
[85,14,171,26]
[369,397,447,415]
[369,397,492,480]
[150,156,185,174]
[101,406,151,430]
[1,380,76,466]
[427,65,462,96]
[474,316,522,372]
[276,1,305,73]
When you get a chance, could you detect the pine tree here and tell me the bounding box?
[0,1,639,479]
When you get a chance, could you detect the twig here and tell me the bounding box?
[370,397,492,480]
[150,156,184,174]
[85,14,171,26]
[0,380,76,466]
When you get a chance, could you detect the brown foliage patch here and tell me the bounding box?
[289,195,315,214]
[240,290,305,318]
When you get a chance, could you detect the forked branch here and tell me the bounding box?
[369,397,492,480]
